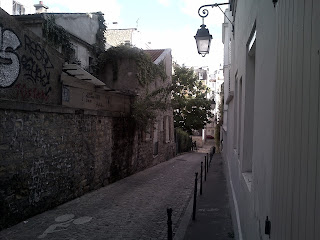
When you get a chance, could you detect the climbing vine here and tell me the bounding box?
[132,86,172,130]
[96,45,167,85]
[95,45,171,130]
[42,15,74,62]
[94,12,107,54]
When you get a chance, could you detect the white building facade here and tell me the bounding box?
[222,0,320,239]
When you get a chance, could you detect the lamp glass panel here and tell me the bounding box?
[196,38,210,53]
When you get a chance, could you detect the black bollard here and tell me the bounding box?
[167,208,173,240]
[207,155,209,173]
[207,153,209,167]
[200,162,203,195]
[204,156,207,181]
[192,172,198,221]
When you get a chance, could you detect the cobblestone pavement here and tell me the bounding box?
[0,152,205,240]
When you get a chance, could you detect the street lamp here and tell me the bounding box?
[194,3,234,57]
[194,24,212,57]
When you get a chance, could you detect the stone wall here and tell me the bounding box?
[0,105,175,229]
[0,9,175,230]
[0,107,112,229]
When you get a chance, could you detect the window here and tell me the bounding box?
[160,118,164,131]
[233,77,238,149]
[88,57,94,73]
[241,25,256,174]
[153,122,159,156]
[238,77,242,155]
[164,116,170,143]
[145,125,151,141]
[13,1,25,15]
[199,72,204,80]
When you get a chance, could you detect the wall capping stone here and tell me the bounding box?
[0,99,125,117]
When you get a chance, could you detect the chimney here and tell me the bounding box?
[34,1,49,13]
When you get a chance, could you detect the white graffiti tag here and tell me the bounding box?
[0,26,21,87]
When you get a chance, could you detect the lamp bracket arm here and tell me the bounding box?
[198,3,234,29]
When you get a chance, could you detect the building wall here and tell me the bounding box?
[0,8,63,105]
[224,1,320,240]
[223,1,276,239]
[54,13,100,46]
[14,13,100,69]
[271,1,320,240]
[0,107,114,229]
[46,13,100,69]
[105,28,136,47]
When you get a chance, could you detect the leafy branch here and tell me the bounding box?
[132,86,172,130]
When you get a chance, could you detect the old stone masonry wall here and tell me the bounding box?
[0,109,115,228]
[0,107,175,230]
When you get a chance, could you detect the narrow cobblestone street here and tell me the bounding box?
[1,152,205,240]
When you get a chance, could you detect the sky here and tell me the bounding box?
[31,0,228,73]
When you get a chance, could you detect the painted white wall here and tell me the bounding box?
[222,1,276,239]
[54,13,99,45]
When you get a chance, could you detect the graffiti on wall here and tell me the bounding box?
[15,83,51,101]
[20,35,54,101]
[0,26,21,87]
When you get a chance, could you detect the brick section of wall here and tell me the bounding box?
[0,109,175,230]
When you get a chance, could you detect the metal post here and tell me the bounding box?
[200,162,203,195]
[207,155,209,173]
[167,208,173,240]
[192,172,198,221]
[207,153,209,168]
[204,156,207,181]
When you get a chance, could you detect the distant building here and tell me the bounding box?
[105,28,137,48]
[205,69,224,139]
[0,0,35,15]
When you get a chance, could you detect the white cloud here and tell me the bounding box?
[157,0,170,7]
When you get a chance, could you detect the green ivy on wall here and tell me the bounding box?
[42,15,74,62]
[132,86,172,130]
[96,45,167,86]
[94,12,107,54]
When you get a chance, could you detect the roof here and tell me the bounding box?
[144,49,166,62]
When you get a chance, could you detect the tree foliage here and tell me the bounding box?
[172,63,213,134]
